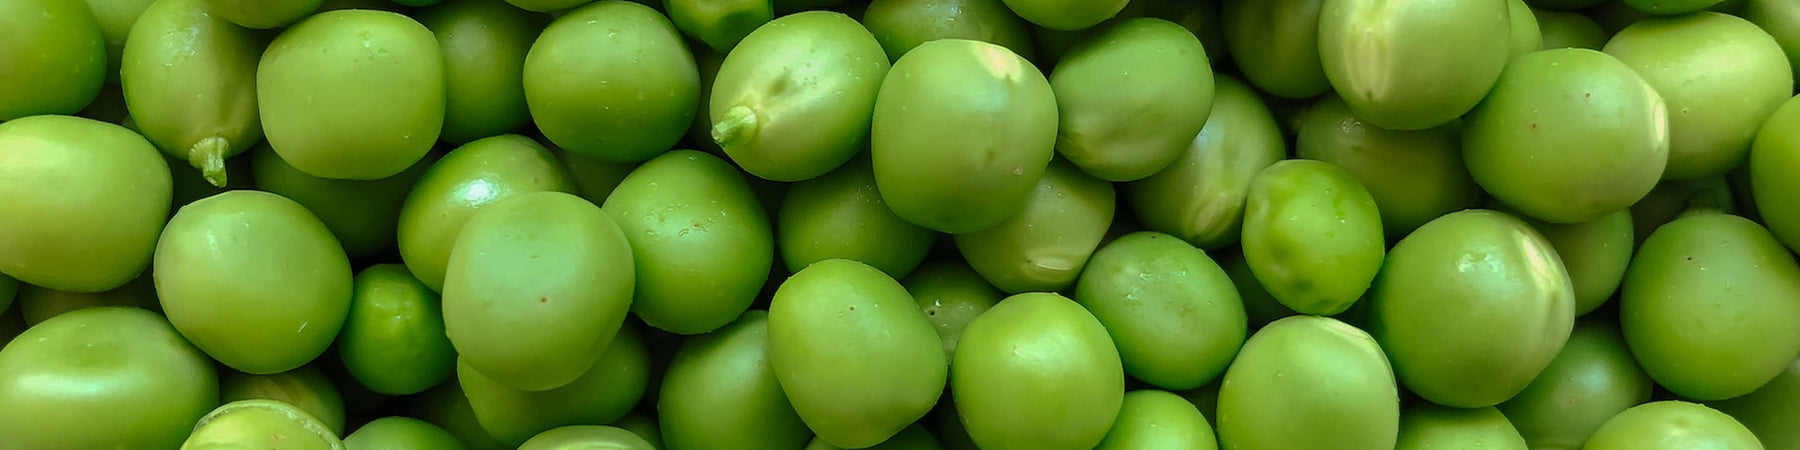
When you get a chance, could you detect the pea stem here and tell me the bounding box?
[189,136,231,187]
[710,105,759,151]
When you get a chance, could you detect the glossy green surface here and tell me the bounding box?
[1318,0,1510,130]
[121,0,264,186]
[1242,159,1385,316]
[179,400,344,450]
[345,416,467,450]
[525,1,698,162]
[1498,319,1654,450]
[1076,232,1245,391]
[1754,95,1800,253]
[1215,316,1399,450]
[338,264,455,396]
[861,0,1034,61]
[0,0,106,120]
[1050,18,1213,182]
[1583,401,1760,450]
[953,292,1123,450]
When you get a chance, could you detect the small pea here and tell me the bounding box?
[1497,319,1654,449]
[419,0,544,144]
[999,0,1127,31]
[337,264,456,396]
[1050,18,1214,182]
[1094,390,1217,450]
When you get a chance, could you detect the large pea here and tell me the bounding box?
[1318,0,1510,130]
[1050,18,1213,182]
[1505,0,1540,60]
[420,0,543,144]
[443,191,635,391]
[1221,0,1328,98]
[1395,405,1527,450]
[0,307,218,450]
[525,1,697,163]
[0,0,105,120]
[155,190,352,375]
[871,39,1057,234]
[861,0,1034,62]
[1125,75,1283,250]
[1621,212,1800,400]
[518,425,656,450]
[345,417,466,450]
[121,0,263,187]
[1241,159,1385,316]
[1522,209,1634,316]
[204,0,322,28]
[1711,358,1800,449]
[1368,209,1575,408]
[254,144,434,260]
[220,365,346,436]
[337,264,455,396]
[1215,316,1399,450]
[1534,8,1606,50]
[398,135,576,292]
[0,115,170,292]
[999,0,1125,31]
[1604,12,1792,180]
[1743,0,1800,80]
[710,11,889,181]
[458,324,650,446]
[1094,390,1216,450]
[768,259,947,448]
[953,292,1123,450]
[1462,48,1669,224]
[659,311,811,450]
[1296,94,1482,238]
[904,260,1002,362]
[780,155,935,279]
[180,399,343,450]
[1076,231,1246,390]
[16,273,157,326]
[1584,401,1761,450]
[1497,319,1654,449]
[1755,96,1800,253]
[665,0,771,53]
[955,158,1114,293]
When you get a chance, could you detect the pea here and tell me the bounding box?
[1241,160,1385,316]
[1050,18,1212,182]
[1505,0,1541,60]
[338,264,455,396]
[1394,405,1526,450]
[1711,357,1800,449]
[1743,0,1800,81]
[710,11,889,182]
[686,46,728,155]
[1368,209,1575,408]
[1754,96,1800,252]
[120,0,263,187]
[861,0,1034,62]
[16,273,158,326]
[1584,401,1760,450]
[608,411,664,449]
[220,365,347,436]
[953,292,1122,450]
[398,135,575,292]
[1621,212,1800,400]
[780,155,936,279]
[665,0,771,53]
[1127,0,1228,65]
[0,275,14,314]
[518,425,656,450]
[768,259,946,448]
[1125,76,1282,249]
[83,0,153,86]
[1621,0,1721,14]
[658,311,810,450]
[457,323,650,446]
[1462,48,1669,224]
[203,0,323,28]
[0,0,105,121]
[1522,209,1634,316]
[1604,12,1793,180]
[904,260,1003,363]
[525,1,698,163]
[1215,316,1399,450]
[1221,0,1329,99]
[420,0,543,144]
[955,159,1113,293]
[507,0,591,12]
[411,380,512,450]
[254,144,434,260]
[1525,0,1600,9]
[871,39,1057,234]
[1318,0,1510,131]
[1533,7,1606,50]
[345,416,466,450]
[1496,319,1653,449]
[180,399,343,450]
[1075,232,1245,390]
[999,0,1126,31]
[0,307,218,450]
[805,424,942,450]
[1295,95,1481,238]
[1093,390,1216,450]
[0,115,171,293]
[1217,248,1296,328]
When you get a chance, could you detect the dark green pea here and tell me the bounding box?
[0,0,106,120]
[398,134,577,292]
[1221,0,1329,98]
[554,144,640,206]
[458,324,650,446]
[1174,380,1221,426]
[345,416,466,450]
[660,311,811,450]
[1076,231,1246,391]
[16,273,157,326]
[519,425,656,450]
[953,292,1123,450]
[1525,0,1599,9]
[338,264,455,396]
[220,365,346,436]
[1521,209,1633,316]
[1094,390,1215,450]
[1242,160,1385,316]
[1754,95,1800,253]
[608,411,664,449]
[1217,248,1296,328]
[928,398,979,450]
[1497,319,1653,449]
[1533,7,1606,50]
[665,0,772,53]
[506,0,591,12]
[253,144,433,260]
[420,0,543,144]
[904,260,1002,363]
[1318,0,1510,131]
[204,0,323,28]
[1215,316,1398,450]
[525,1,698,162]
[1744,0,1800,81]
[0,307,218,450]
[1506,0,1541,59]
[863,0,1034,63]
[1295,94,1481,238]
[180,399,343,450]
[85,0,155,85]
[0,275,14,314]
[121,0,264,187]
[1584,401,1759,450]
[1395,405,1526,450]
[806,424,943,450]
[780,155,935,279]
[1000,0,1126,31]
[1051,18,1213,182]
[411,380,512,450]
[1711,357,1800,449]
[1126,75,1283,250]
[955,158,1114,293]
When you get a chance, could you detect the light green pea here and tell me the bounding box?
[954,158,1114,294]
[1125,75,1284,250]
[1241,159,1385,316]
[121,0,264,187]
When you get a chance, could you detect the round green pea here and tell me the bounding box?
[665,0,772,53]
[1319,0,1510,130]
[506,0,590,12]
[1241,159,1385,316]
[0,115,171,293]
[458,323,650,446]
[1050,18,1213,182]
[345,417,466,450]
[1076,231,1246,390]
[1743,0,1800,80]
[955,158,1114,293]
[1604,12,1793,180]
[953,292,1123,450]
[1621,0,1722,14]
[871,39,1057,234]
[0,0,105,120]
[518,425,656,450]
[525,1,698,163]
[1462,48,1669,224]
[1125,75,1284,250]
[1395,405,1527,450]
[1711,358,1800,449]
[397,134,576,292]
[1533,8,1606,50]
[1221,0,1329,99]
[180,400,344,450]
[1497,319,1654,449]
[1522,209,1634,316]
[204,0,322,28]
[659,311,812,450]
[258,9,445,180]
[121,0,264,187]
[16,273,157,326]
[999,0,1126,31]
[861,0,1034,62]
[253,144,434,260]
[1621,212,1800,400]
[1583,401,1760,450]
[1368,209,1575,408]
[1295,94,1482,238]
[155,190,353,375]
[1754,95,1800,253]
[420,0,543,144]
[1095,390,1216,450]
[710,11,889,181]
[220,365,346,436]
[1215,315,1399,450]
[338,264,455,396]
[806,424,942,450]
[84,0,155,85]
[1506,0,1541,60]
[780,155,936,279]
[0,307,218,450]
[904,260,1002,363]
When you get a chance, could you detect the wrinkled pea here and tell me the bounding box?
[1497,319,1654,449]
[121,0,264,187]
[1295,94,1481,238]
[955,158,1114,293]
[780,155,936,279]
[1050,17,1213,182]
[659,311,812,450]
[861,0,1035,62]
[1241,159,1385,316]
[525,1,698,163]
[1126,75,1284,250]
[1076,231,1246,391]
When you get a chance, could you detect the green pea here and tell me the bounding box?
[204,0,323,28]
[0,0,105,120]
[411,380,512,450]
[1295,95,1481,238]
[928,399,979,450]
[345,417,467,450]
[1094,390,1216,450]
[1496,319,1653,449]
[1621,0,1721,14]
[181,399,344,450]
[253,144,434,260]
[420,0,543,144]
[120,0,263,187]
[1221,0,1329,99]
[1744,0,1800,81]
[659,311,810,450]
[338,264,455,396]
[506,0,590,12]
[0,275,14,314]
[1587,0,1649,36]
[1215,316,1398,450]
[686,45,728,155]
[1584,401,1760,450]
[665,0,771,53]
[1075,232,1245,390]
[768,259,946,448]
[1125,0,1227,66]
[904,260,1002,363]
[1525,0,1600,9]
[1522,209,1634,316]
[16,273,157,326]
[0,307,218,450]
[1394,405,1526,450]
[953,292,1123,450]
[169,151,255,211]
[871,39,1057,234]
[1711,357,1800,449]
[1462,48,1669,224]
[1125,75,1283,250]
[1318,0,1510,131]
[1050,18,1213,182]
[398,135,575,292]
[710,11,889,182]
[1621,212,1800,400]
[1217,249,1296,328]
[1241,160,1385,316]
[608,411,664,449]
[519,425,656,450]
[780,155,935,279]
[220,365,347,436]
[861,0,1034,62]
[458,323,650,446]
[1533,7,1606,50]
[999,0,1126,31]
[85,0,154,86]
[0,115,170,293]
[554,145,639,206]
[1506,0,1541,60]
[1368,210,1575,408]
[1604,12,1792,180]
[525,1,698,162]
[955,159,1113,293]
[1754,96,1800,253]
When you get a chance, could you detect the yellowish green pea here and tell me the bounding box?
[1126,75,1284,250]
[954,158,1115,293]
[220,365,347,436]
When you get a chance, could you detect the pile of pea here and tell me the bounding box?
[4,0,1800,447]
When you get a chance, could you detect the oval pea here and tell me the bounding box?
[1754,96,1800,253]
[203,0,322,28]
[16,273,158,326]
[1395,405,1526,450]
[1521,209,1634,316]
[904,260,1003,363]
[1241,159,1385,316]
[1125,75,1284,250]
[1050,17,1213,182]
[1221,0,1329,99]
[398,134,577,292]
[665,0,772,53]
[338,264,455,396]
[345,417,466,450]
[1743,0,1800,79]
[780,155,936,279]
[659,311,812,450]
[181,400,344,450]
[458,323,650,446]
[525,1,698,163]
[861,0,1035,62]
[518,425,656,450]
[121,0,264,187]
[419,0,543,144]
[1094,390,1216,450]
[220,365,346,436]
[1215,316,1399,450]
[955,158,1114,293]
[1318,0,1510,130]
[1533,7,1606,50]
[0,0,105,120]
[1711,358,1800,449]
[1218,248,1297,328]
[999,0,1127,31]
[1497,319,1654,449]
[1076,231,1246,391]
[253,144,434,260]
[953,292,1123,450]
[1294,94,1481,238]
[1583,401,1760,450]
